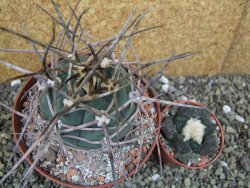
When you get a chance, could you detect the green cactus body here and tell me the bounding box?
[39,56,136,150]
[162,106,219,163]
[173,116,189,133]
[189,138,201,153]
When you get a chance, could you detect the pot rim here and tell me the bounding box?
[12,77,161,188]
[159,100,224,169]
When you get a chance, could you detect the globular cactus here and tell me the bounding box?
[39,56,136,150]
[162,106,219,163]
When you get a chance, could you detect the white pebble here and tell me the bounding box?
[180,95,188,101]
[161,83,169,92]
[220,161,229,169]
[10,79,21,87]
[152,173,160,181]
[235,115,245,123]
[222,105,231,114]
[150,107,156,114]
[159,75,169,84]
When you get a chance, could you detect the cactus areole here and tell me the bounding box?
[39,55,137,150]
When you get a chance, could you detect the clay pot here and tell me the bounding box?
[12,77,161,188]
[159,100,224,169]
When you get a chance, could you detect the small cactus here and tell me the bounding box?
[162,106,219,164]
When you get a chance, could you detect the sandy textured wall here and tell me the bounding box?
[0,0,246,81]
[222,0,250,74]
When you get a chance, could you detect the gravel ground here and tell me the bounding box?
[0,75,249,188]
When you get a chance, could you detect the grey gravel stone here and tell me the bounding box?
[225,111,236,122]
[1,75,250,187]
[237,180,245,187]
[226,126,235,133]
[219,172,225,180]
[247,139,250,149]
[215,168,223,176]
[184,177,191,187]
[211,179,216,185]
[239,155,250,172]
[238,172,246,180]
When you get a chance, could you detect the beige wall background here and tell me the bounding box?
[0,0,249,81]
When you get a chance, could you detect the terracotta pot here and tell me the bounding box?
[159,100,224,169]
[12,77,161,188]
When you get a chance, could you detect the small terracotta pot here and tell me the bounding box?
[12,77,161,188]
[159,100,224,169]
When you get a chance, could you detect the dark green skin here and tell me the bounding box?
[162,107,218,163]
[39,56,136,150]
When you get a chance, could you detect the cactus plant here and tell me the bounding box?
[0,1,197,186]
[39,56,137,150]
[161,103,221,166]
